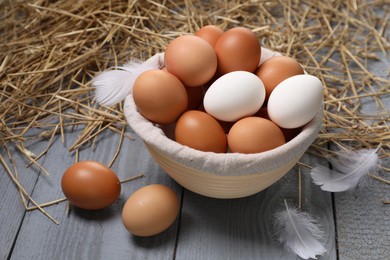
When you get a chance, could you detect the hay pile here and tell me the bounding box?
[1,1,389,222]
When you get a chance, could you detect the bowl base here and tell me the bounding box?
[145,143,298,199]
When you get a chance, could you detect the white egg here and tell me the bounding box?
[203,71,265,122]
[268,74,323,129]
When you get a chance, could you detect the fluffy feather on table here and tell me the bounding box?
[273,200,326,259]
[309,146,381,192]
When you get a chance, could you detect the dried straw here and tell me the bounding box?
[1,1,389,223]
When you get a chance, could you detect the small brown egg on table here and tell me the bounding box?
[228,117,285,154]
[195,25,224,47]
[175,110,227,153]
[122,184,180,237]
[215,27,261,75]
[61,161,121,210]
[164,35,217,87]
[256,56,304,100]
[133,69,188,124]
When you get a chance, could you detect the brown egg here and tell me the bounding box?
[215,27,261,75]
[228,117,285,154]
[61,161,121,210]
[175,110,227,153]
[133,70,188,124]
[255,56,304,100]
[254,106,302,142]
[164,35,217,87]
[122,184,180,237]
[185,86,203,111]
[195,25,224,47]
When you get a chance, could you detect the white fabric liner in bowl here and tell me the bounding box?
[124,48,323,177]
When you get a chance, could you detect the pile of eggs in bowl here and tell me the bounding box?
[133,25,323,154]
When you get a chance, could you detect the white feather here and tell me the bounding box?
[92,53,164,106]
[274,200,326,259]
[310,146,380,192]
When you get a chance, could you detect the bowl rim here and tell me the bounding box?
[124,96,322,177]
[124,48,323,177]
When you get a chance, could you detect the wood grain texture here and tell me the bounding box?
[3,96,388,260]
[333,52,390,260]
[2,126,338,260]
[334,176,390,260]
[8,127,182,260]
[0,134,50,259]
[175,152,337,260]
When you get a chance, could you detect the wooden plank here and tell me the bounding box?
[8,127,182,260]
[0,134,51,259]
[333,53,390,260]
[334,173,390,260]
[175,151,337,259]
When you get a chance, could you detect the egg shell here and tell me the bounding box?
[121,184,180,237]
[195,25,224,47]
[175,110,227,153]
[267,74,323,129]
[133,70,188,124]
[164,35,217,87]
[215,27,261,75]
[61,161,121,210]
[228,117,285,154]
[255,56,304,100]
[254,107,302,142]
[203,71,265,122]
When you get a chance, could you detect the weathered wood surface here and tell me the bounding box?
[1,93,389,260]
[2,128,181,260]
[2,124,336,260]
[0,49,388,260]
[332,52,390,260]
[175,153,336,260]
[0,132,48,260]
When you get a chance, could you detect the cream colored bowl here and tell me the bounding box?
[124,92,322,199]
[124,47,322,199]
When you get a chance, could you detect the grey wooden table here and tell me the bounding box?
[1,53,389,260]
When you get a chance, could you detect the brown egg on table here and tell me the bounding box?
[164,35,217,87]
[133,69,188,124]
[255,56,304,100]
[175,110,227,153]
[215,27,261,75]
[228,117,285,154]
[195,25,224,47]
[61,161,121,210]
[122,184,180,237]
